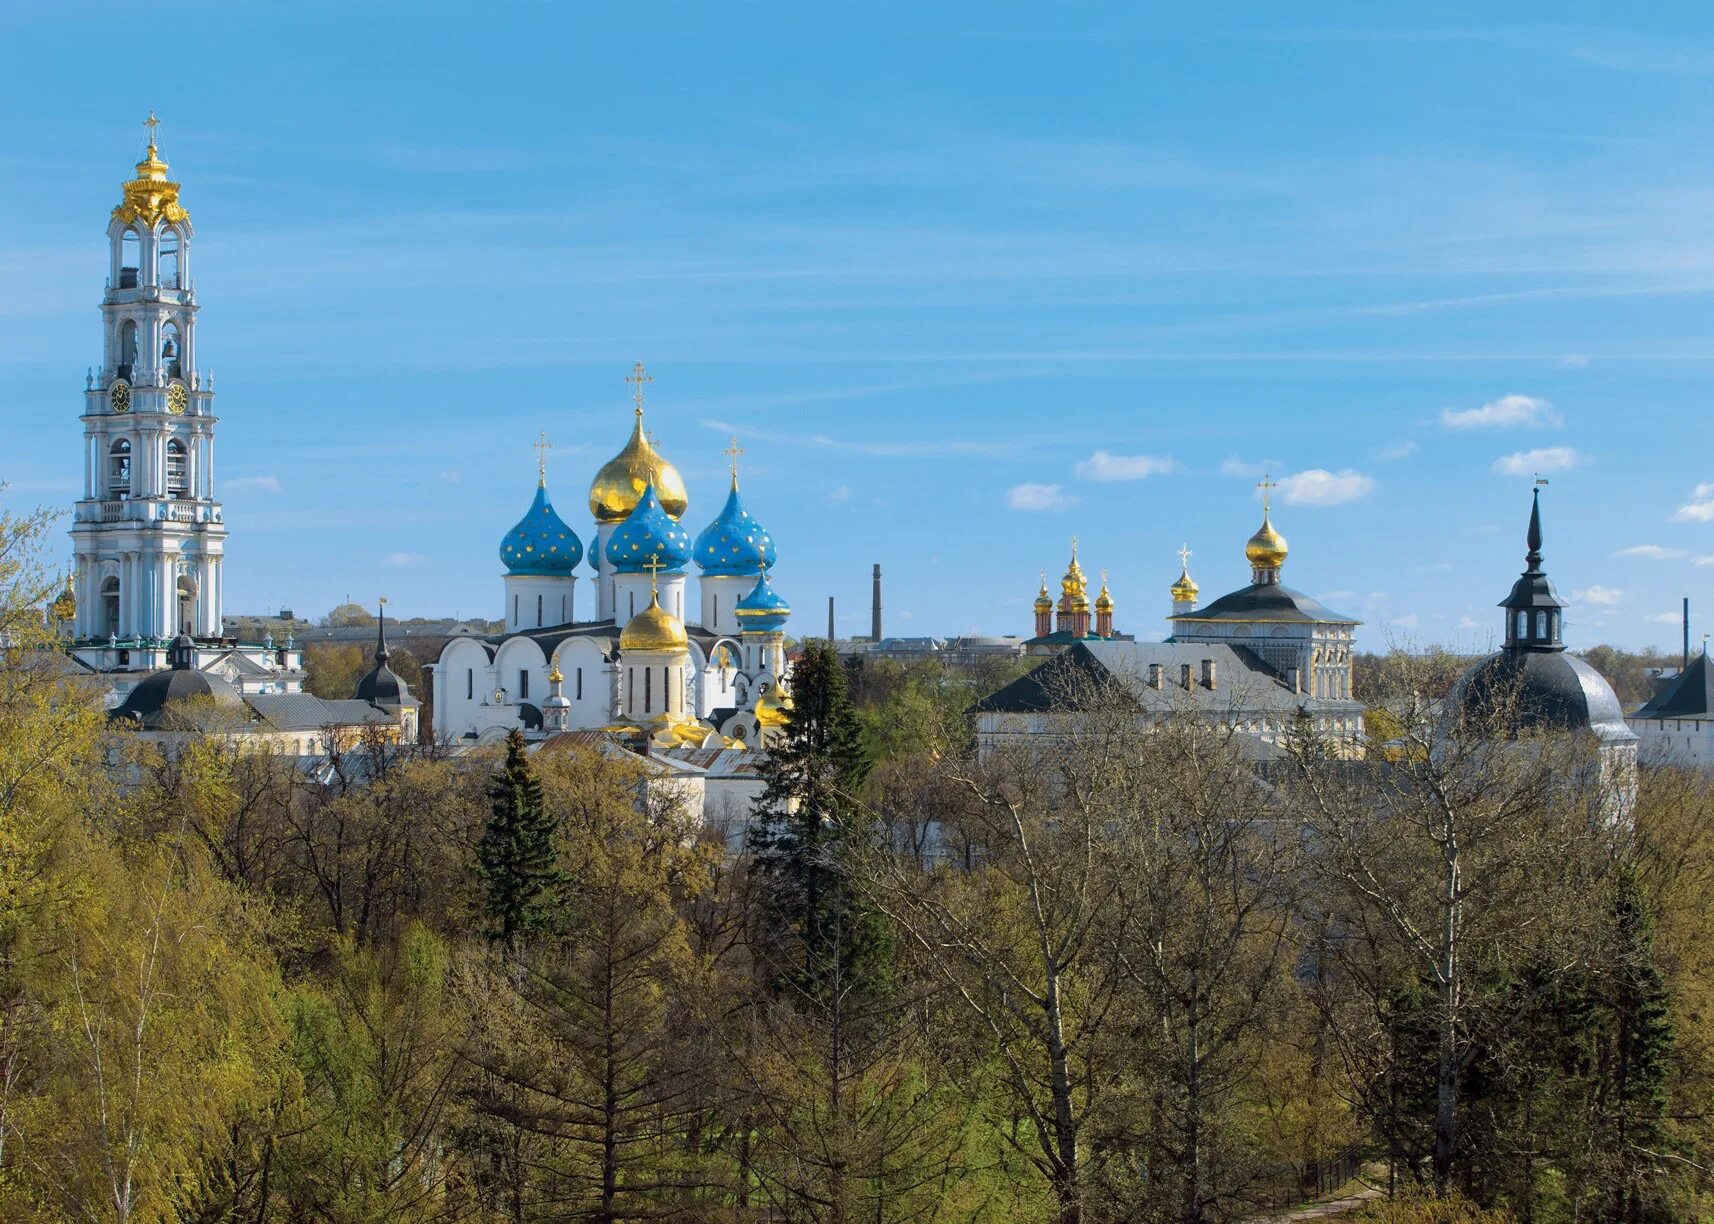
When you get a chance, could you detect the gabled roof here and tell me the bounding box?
[1634,652,1714,719]
[247,693,396,731]
[1171,581,1358,626]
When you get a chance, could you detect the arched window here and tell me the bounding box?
[1536,611,1549,640]
[118,320,138,382]
[1516,610,1528,640]
[119,230,140,288]
[158,228,180,289]
[160,320,181,380]
[109,439,132,498]
[176,574,196,634]
[166,439,188,497]
[100,576,120,638]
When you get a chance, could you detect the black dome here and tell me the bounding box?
[113,667,243,730]
[1452,649,1635,746]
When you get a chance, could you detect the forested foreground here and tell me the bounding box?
[6,515,1714,1222]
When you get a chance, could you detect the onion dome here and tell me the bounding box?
[619,590,690,653]
[545,657,571,710]
[500,483,582,575]
[1034,573,1053,615]
[755,682,794,728]
[354,609,417,709]
[1094,574,1114,614]
[1245,508,1288,571]
[694,477,777,576]
[735,569,791,633]
[605,482,693,573]
[1060,541,1090,612]
[588,395,689,523]
[1171,547,1200,603]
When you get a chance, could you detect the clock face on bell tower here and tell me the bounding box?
[167,383,187,414]
[109,381,131,413]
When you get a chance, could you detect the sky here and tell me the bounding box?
[6,2,1714,652]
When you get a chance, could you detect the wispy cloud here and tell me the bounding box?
[701,418,1015,459]
[1696,555,1714,567]
[1375,440,1416,461]
[1442,393,1561,429]
[1220,456,1282,479]
[1492,447,1586,476]
[437,470,463,485]
[1617,544,1687,560]
[383,552,427,568]
[1648,611,1687,624]
[1278,468,1375,505]
[1007,483,1076,512]
[1456,615,1482,631]
[1674,483,1714,522]
[225,475,282,494]
[1575,585,1625,606]
[826,485,851,506]
[1074,451,1176,481]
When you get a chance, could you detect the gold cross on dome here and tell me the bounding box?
[1178,542,1193,569]
[626,361,653,417]
[1070,534,1079,560]
[1257,474,1278,511]
[644,554,663,597]
[532,430,553,483]
[144,112,161,144]
[724,436,744,482]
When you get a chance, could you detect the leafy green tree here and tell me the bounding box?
[479,729,565,950]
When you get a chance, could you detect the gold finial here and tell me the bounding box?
[626,361,653,419]
[1071,534,1079,560]
[378,595,389,609]
[548,654,564,685]
[532,430,553,485]
[644,554,663,599]
[144,111,161,149]
[1257,474,1278,513]
[724,436,744,487]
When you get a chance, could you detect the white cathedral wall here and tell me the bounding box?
[503,574,576,633]
[698,575,752,637]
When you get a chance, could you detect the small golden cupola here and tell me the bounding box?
[1170,543,1200,607]
[113,113,189,227]
[1060,538,1090,612]
[1245,476,1288,582]
[1034,572,1053,615]
[588,362,690,523]
[1094,571,1115,638]
[619,588,690,653]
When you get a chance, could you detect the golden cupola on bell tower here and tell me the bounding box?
[1245,475,1288,584]
[1055,537,1092,637]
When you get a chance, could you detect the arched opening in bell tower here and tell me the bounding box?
[117,320,138,382]
[166,439,189,498]
[176,575,197,634]
[108,439,132,499]
[119,229,140,288]
[100,577,120,638]
[160,320,182,380]
[158,228,180,289]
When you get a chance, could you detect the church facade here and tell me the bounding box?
[429,370,793,751]
[66,122,304,704]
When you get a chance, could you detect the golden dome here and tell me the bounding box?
[1245,509,1288,571]
[619,592,689,653]
[755,683,794,728]
[1034,572,1053,614]
[548,658,564,685]
[113,117,189,227]
[588,410,689,523]
[1094,572,1113,614]
[1170,565,1199,603]
[50,579,76,624]
[1060,538,1089,610]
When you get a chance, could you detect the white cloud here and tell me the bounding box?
[827,485,851,505]
[1278,468,1375,505]
[1648,611,1686,624]
[1560,355,1591,369]
[224,475,281,494]
[1375,440,1416,461]
[1492,447,1586,476]
[1674,483,1714,522]
[1696,555,1714,567]
[1221,455,1281,478]
[1575,585,1624,606]
[1456,615,1482,631]
[1616,544,1687,560]
[1442,393,1561,429]
[437,470,463,484]
[1007,482,1076,512]
[1418,561,1453,573]
[1389,613,1420,629]
[382,552,426,568]
[1074,451,1176,481]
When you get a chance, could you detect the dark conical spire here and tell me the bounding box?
[1525,485,1544,572]
[374,603,391,666]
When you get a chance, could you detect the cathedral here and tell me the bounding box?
[429,368,794,750]
[66,120,305,703]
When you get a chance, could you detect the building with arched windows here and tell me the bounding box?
[66,121,304,704]
[429,371,793,751]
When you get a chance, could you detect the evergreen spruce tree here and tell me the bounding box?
[479,728,565,950]
[747,641,888,1006]
[1602,865,1675,1224]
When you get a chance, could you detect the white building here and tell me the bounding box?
[66,120,303,704]
[430,369,793,751]
[1627,651,1714,769]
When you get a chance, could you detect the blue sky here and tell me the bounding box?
[6,3,1714,650]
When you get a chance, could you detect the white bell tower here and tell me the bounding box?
[69,117,227,672]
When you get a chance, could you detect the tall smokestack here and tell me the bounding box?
[828,596,835,644]
[1685,596,1691,671]
[872,564,882,642]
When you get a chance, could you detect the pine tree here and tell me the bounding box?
[747,641,887,1006]
[1601,865,1675,1224]
[479,729,565,950]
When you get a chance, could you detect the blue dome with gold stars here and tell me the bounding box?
[694,480,777,576]
[500,484,583,576]
[734,567,790,633]
[605,481,693,573]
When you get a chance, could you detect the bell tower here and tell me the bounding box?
[70,116,227,671]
